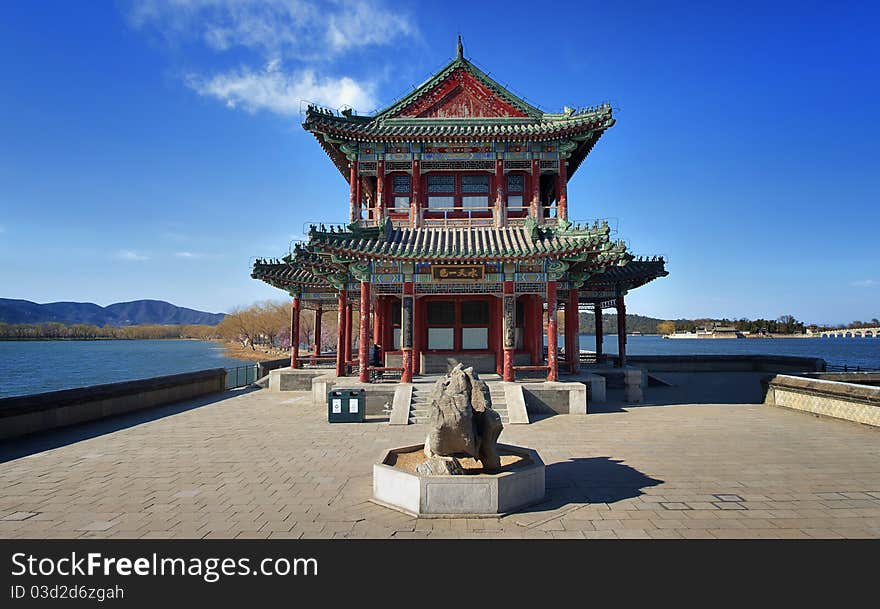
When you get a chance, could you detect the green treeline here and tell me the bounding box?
[577,313,880,335]
[577,313,664,335]
[0,322,220,341]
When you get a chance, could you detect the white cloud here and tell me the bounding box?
[126,0,415,114]
[851,279,877,288]
[325,2,416,52]
[129,0,414,56]
[116,250,150,261]
[187,62,376,115]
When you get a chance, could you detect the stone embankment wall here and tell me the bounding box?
[764,374,880,427]
[0,369,227,441]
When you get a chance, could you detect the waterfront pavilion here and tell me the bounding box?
[252,39,667,384]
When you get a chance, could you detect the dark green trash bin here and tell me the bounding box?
[328,388,366,423]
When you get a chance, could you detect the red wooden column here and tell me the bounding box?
[412,297,423,374]
[502,281,515,382]
[344,297,353,369]
[373,295,383,346]
[521,297,533,364]
[376,160,385,220]
[533,295,544,365]
[557,157,568,221]
[358,281,371,382]
[290,295,301,369]
[494,159,505,227]
[349,160,359,223]
[336,292,346,376]
[494,297,503,375]
[594,303,604,363]
[567,288,580,374]
[616,295,627,367]
[313,304,322,361]
[411,158,421,228]
[530,158,541,218]
[401,282,414,383]
[547,282,558,381]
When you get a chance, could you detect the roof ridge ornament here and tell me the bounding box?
[456,35,463,59]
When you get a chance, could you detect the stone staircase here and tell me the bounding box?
[408,380,509,425]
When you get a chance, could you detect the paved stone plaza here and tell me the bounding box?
[1,372,878,539]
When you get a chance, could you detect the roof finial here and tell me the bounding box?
[456,34,463,59]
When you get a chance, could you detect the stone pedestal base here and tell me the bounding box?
[372,444,545,517]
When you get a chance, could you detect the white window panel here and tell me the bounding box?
[515,327,524,350]
[393,196,410,209]
[392,328,401,350]
[427,328,454,350]
[428,196,454,208]
[507,195,523,207]
[462,196,489,208]
[461,327,489,350]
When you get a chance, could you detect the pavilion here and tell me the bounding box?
[252,38,667,383]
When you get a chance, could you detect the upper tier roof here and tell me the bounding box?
[302,40,615,180]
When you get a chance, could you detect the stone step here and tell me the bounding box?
[409,417,510,425]
[408,381,508,425]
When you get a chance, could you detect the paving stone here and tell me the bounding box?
[1,511,39,521]
[0,374,878,539]
[660,502,691,511]
[76,521,115,532]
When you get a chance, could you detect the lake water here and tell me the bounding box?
[1,335,878,400]
[0,340,251,399]
[578,334,880,370]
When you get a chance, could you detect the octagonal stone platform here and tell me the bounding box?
[372,443,545,518]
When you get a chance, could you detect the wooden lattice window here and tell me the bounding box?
[507,173,525,208]
[392,174,411,210]
[461,175,489,208]
[427,175,455,209]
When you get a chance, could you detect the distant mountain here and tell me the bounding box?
[0,299,225,326]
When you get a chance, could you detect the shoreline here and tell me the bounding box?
[0,337,208,342]
[664,334,816,340]
[219,341,289,362]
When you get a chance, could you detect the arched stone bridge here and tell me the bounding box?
[819,327,880,338]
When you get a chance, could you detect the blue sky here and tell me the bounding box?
[0,1,877,324]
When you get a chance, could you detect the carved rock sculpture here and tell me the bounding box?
[423,363,504,474]
[416,456,465,476]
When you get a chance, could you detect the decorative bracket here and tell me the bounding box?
[348,261,371,282]
[339,142,358,161]
[558,140,578,159]
[547,259,569,281]
[567,271,591,289]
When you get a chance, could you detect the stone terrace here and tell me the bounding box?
[1,372,878,539]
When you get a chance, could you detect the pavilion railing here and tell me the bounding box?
[298,355,336,369]
[420,206,495,227]
[358,209,410,228]
[355,205,564,228]
[825,364,880,373]
[225,364,260,389]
